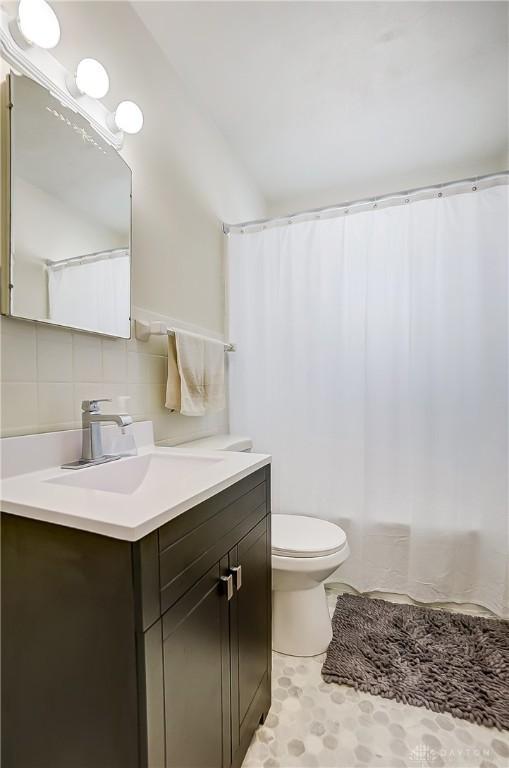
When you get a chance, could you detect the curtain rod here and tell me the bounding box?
[223,170,508,235]
[45,247,129,270]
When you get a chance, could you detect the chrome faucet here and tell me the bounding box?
[62,398,133,469]
[81,398,133,461]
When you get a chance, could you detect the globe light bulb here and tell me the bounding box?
[113,101,144,135]
[74,59,110,99]
[15,0,60,49]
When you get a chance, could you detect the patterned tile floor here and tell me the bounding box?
[243,590,509,768]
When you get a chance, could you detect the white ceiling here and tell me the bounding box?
[134,1,508,214]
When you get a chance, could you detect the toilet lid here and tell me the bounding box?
[272,514,347,558]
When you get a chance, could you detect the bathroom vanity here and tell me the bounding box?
[1,424,271,768]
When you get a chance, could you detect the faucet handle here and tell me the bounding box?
[81,398,111,413]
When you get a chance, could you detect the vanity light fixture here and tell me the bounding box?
[108,100,144,135]
[9,0,60,50]
[66,58,110,99]
[1,2,143,147]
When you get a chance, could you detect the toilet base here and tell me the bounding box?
[272,583,332,657]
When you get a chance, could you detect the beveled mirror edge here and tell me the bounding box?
[1,74,12,317]
[0,71,133,341]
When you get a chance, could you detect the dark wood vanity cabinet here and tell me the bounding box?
[157,517,270,768]
[1,466,271,768]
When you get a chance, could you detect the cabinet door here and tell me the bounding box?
[230,517,271,765]
[162,558,231,768]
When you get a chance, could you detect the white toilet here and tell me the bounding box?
[271,514,349,656]
[174,434,350,657]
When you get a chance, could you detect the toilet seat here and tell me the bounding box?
[272,514,347,558]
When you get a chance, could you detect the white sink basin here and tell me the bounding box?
[0,421,271,541]
[46,452,223,495]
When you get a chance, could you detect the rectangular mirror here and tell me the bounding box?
[2,73,132,338]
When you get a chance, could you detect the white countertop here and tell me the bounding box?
[0,422,271,541]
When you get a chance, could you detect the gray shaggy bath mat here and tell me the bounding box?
[322,594,509,730]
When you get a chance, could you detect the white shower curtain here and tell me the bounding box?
[228,184,509,617]
[48,251,130,337]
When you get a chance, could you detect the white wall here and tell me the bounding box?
[54,1,266,332]
[0,1,266,440]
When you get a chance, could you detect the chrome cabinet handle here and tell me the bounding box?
[230,565,242,591]
[220,574,233,601]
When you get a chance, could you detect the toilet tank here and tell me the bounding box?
[174,434,253,452]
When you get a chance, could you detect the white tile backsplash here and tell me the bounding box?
[103,345,128,383]
[1,327,37,382]
[37,383,74,427]
[1,382,38,432]
[128,351,166,384]
[72,334,103,382]
[1,317,35,339]
[37,338,74,382]
[127,381,167,416]
[0,315,228,443]
[35,323,73,345]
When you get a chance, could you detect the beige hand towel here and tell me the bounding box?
[165,334,181,412]
[165,331,225,416]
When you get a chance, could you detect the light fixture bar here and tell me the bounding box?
[0,6,123,149]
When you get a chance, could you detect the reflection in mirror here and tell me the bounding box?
[8,74,131,338]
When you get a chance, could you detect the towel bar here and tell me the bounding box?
[134,320,235,351]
